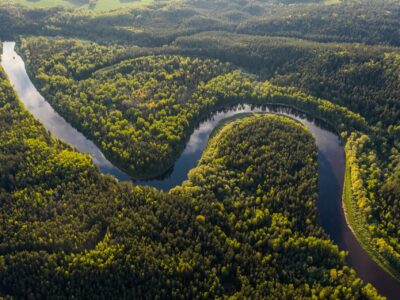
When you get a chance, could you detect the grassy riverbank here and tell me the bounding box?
[343,163,400,282]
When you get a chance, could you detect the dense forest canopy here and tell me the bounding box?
[0,0,400,298]
[174,32,400,127]
[1,0,400,46]
[8,0,171,12]
[0,71,382,297]
[18,36,371,179]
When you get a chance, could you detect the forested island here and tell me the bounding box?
[0,0,400,299]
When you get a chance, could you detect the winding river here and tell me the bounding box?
[2,41,400,299]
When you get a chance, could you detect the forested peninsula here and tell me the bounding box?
[1,0,400,298]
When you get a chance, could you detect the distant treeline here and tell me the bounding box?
[1,0,400,47]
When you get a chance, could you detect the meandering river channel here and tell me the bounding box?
[2,41,399,299]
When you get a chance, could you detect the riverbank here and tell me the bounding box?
[4,40,400,298]
[343,162,400,283]
[15,37,370,181]
[208,112,255,139]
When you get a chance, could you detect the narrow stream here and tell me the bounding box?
[2,41,399,299]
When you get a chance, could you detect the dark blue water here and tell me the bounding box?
[2,41,399,299]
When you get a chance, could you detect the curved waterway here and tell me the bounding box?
[2,41,400,299]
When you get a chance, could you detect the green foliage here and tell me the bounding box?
[10,0,160,12]
[175,31,400,127]
[20,36,370,179]
[16,28,400,287]
[237,0,400,46]
[0,78,382,297]
[1,0,400,296]
[21,36,235,177]
[1,0,399,47]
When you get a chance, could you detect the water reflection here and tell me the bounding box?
[1,42,131,181]
[134,104,337,189]
[2,41,400,299]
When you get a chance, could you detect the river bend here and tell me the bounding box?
[2,41,399,299]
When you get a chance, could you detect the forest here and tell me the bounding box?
[0,0,400,298]
[19,36,370,178]
[0,69,382,298]
[1,0,400,47]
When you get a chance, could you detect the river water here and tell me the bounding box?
[2,41,399,299]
